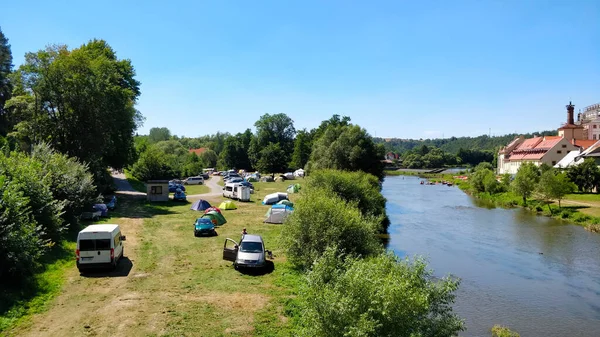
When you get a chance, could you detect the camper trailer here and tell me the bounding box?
[223,183,251,201]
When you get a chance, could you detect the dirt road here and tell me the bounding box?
[187,176,223,198]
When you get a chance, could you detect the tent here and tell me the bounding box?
[264,207,293,224]
[218,200,237,210]
[204,206,222,214]
[277,199,294,208]
[190,199,211,211]
[283,172,295,180]
[93,204,108,217]
[274,176,285,182]
[286,184,301,194]
[202,210,227,226]
[260,176,274,182]
[293,169,305,177]
[262,192,288,205]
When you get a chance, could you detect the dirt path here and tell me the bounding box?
[11,217,146,337]
[112,172,146,197]
[187,176,222,198]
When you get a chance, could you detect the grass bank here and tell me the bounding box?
[123,169,146,193]
[182,183,209,195]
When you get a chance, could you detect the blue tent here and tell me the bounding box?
[93,204,109,217]
[190,199,211,211]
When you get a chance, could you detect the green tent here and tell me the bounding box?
[286,184,301,194]
[277,199,294,208]
[219,200,237,210]
[202,210,227,226]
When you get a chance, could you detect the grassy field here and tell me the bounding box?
[4,180,304,337]
[124,169,147,193]
[182,183,210,195]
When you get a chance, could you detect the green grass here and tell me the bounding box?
[124,169,147,193]
[181,184,209,195]
[0,242,75,333]
[563,193,600,202]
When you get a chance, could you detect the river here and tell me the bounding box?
[384,176,600,337]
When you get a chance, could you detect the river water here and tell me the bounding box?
[384,176,600,337]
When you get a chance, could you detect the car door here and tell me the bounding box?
[223,238,238,262]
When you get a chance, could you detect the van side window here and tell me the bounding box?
[96,239,111,250]
[114,232,121,246]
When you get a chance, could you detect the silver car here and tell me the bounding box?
[222,234,266,270]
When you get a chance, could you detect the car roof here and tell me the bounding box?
[80,224,119,233]
[241,234,263,243]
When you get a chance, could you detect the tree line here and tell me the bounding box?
[130,114,386,181]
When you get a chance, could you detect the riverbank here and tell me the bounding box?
[394,171,600,233]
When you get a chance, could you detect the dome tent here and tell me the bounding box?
[286,184,301,194]
[218,200,237,210]
[202,211,227,226]
[190,199,211,211]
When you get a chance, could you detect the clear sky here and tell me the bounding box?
[2,0,599,139]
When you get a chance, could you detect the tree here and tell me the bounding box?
[307,124,385,181]
[249,113,296,170]
[511,163,540,206]
[0,27,12,136]
[566,158,600,192]
[148,127,171,144]
[182,153,203,177]
[311,114,351,142]
[200,149,218,168]
[296,248,465,337]
[281,186,382,270]
[7,40,142,185]
[218,129,253,170]
[130,146,176,181]
[537,170,575,211]
[290,129,312,169]
[254,142,288,174]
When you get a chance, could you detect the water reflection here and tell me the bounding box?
[384,176,600,337]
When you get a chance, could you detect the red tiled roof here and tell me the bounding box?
[574,140,596,150]
[506,136,563,161]
[189,148,208,155]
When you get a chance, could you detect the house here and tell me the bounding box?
[385,152,399,161]
[554,140,599,168]
[497,136,578,174]
[575,140,600,166]
[189,148,209,156]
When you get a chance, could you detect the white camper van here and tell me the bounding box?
[223,182,251,201]
[76,224,126,271]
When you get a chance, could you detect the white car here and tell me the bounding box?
[183,176,204,185]
[76,224,126,272]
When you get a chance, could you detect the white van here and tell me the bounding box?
[184,176,204,185]
[76,224,126,271]
[223,182,241,199]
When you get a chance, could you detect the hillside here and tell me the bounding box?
[374,130,558,154]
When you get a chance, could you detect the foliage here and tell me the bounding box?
[218,129,253,170]
[130,145,177,181]
[6,40,142,177]
[249,113,296,172]
[306,170,387,228]
[307,124,385,181]
[181,153,203,177]
[310,114,351,142]
[31,143,98,227]
[281,187,382,270]
[566,158,600,192]
[148,127,171,144]
[474,162,494,172]
[491,325,520,337]
[290,129,312,169]
[199,149,218,168]
[536,170,575,210]
[0,27,12,136]
[511,163,540,206]
[295,248,465,337]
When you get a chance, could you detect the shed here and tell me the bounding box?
[146,180,170,202]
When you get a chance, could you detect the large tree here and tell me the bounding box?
[289,129,312,169]
[148,127,172,144]
[7,40,142,175]
[511,162,540,206]
[249,113,295,172]
[566,158,600,193]
[219,129,253,170]
[537,170,575,212]
[0,27,13,136]
[307,124,385,181]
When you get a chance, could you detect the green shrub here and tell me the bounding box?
[130,145,177,181]
[572,212,590,223]
[281,188,382,270]
[306,170,387,228]
[295,248,465,337]
[491,325,520,337]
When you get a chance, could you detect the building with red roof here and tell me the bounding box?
[189,148,209,156]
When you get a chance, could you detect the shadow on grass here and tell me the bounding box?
[79,257,133,278]
[560,205,590,211]
[82,197,183,220]
[238,260,275,276]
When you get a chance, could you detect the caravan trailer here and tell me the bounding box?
[223,182,251,201]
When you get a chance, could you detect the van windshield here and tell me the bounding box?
[239,242,263,253]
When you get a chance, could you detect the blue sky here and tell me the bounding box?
[2,0,599,139]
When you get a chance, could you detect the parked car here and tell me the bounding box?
[173,189,187,201]
[222,234,267,270]
[202,172,210,180]
[76,224,126,272]
[239,181,254,189]
[225,177,244,184]
[168,183,186,192]
[194,218,217,237]
[183,176,204,185]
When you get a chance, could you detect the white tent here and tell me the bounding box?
[262,192,288,205]
[264,208,292,224]
[293,169,305,177]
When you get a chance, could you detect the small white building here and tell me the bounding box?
[146,180,169,202]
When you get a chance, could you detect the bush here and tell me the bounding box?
[281,188,382,270]
[130,145,177,181]
[295,248,465,337]
[306,170,387,227]
[491,325,520,337]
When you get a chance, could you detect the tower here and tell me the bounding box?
[567,101,575,125]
